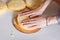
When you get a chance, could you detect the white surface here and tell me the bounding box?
[0,0,60,40]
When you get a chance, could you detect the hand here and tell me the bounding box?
[19,0,51,18]
[19,8,43,18]
[22,16,58,28]
[22,16,47,28]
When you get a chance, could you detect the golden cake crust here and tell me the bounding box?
[13,15,41,34]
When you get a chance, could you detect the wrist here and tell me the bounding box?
[39,17,47,28]
[47,16,58,26]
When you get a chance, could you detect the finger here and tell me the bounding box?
[19,10,33,16]
[19,12,38,18]
[22,8,30,13]
[23,21,36,25]
[25,16,41,22]
[18,13,31,19]
[18,8,30,14]
[26,25,37,28]
[23,23,36,27]
[22,18,36,23]
[32,25,41,28]
[30,15,41,18]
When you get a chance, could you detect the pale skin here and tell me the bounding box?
[22,16,58,28]
[20,0,60,28]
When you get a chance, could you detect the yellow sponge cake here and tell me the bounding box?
[0,2,7,13]
[7,0,26,11]
[26,0,42,10]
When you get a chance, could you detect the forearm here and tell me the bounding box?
[32,0,52,15]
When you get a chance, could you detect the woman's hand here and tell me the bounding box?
[22,16,58,28]
[22,16,47,28]
[20,0,51,18]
